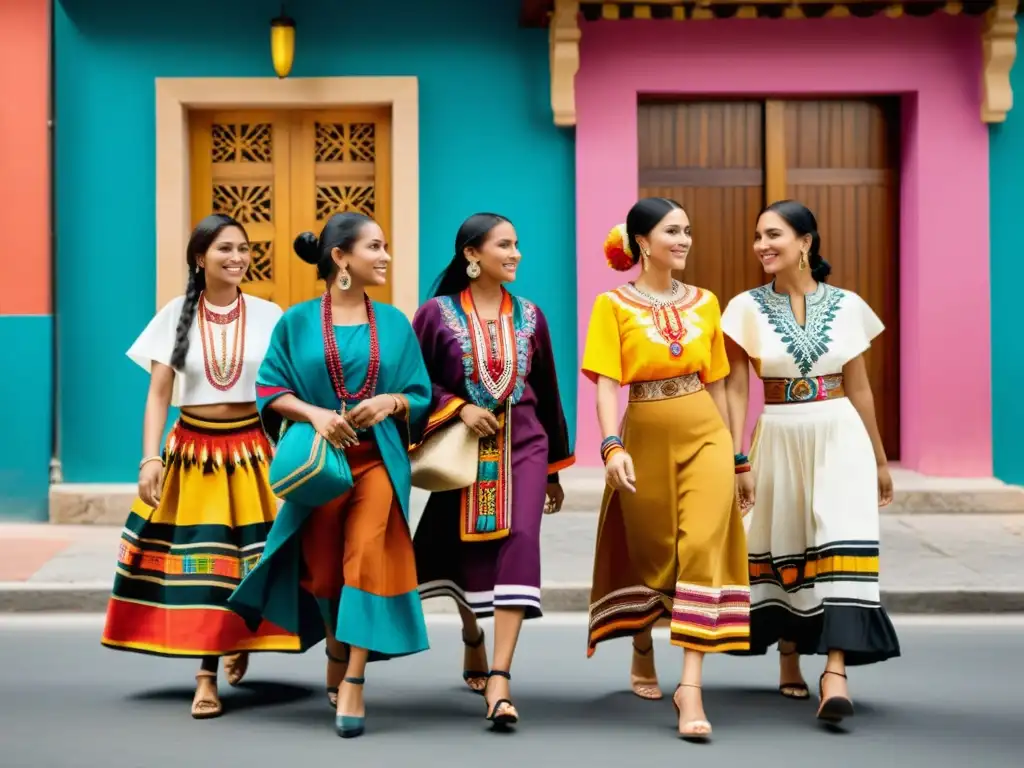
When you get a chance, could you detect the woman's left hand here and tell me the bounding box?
[347,395,398,430]
[543,482,564,515]
[878,463,894,507]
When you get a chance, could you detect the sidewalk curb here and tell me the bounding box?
[3,583,1024,615]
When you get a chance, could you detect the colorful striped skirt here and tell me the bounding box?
[587,374,751,656]
[101,412,300,657]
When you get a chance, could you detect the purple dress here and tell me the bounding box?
[411,288,574,618]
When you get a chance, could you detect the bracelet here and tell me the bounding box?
[139,455,163,470]
[735,463,751,475]
[601,436,624,464]
[734,452,749,466]
[389,394,401,415]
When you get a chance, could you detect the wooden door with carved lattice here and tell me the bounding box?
[189,107,392,308]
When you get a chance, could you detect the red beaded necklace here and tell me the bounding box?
[320,290,380,402]
[197,291,246,391]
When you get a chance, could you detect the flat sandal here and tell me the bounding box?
[192,671,223,720]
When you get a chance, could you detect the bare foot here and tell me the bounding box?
[672,684,711,741]
[192,672,222,719]
[462,629,489,693]
[630,638,663,700]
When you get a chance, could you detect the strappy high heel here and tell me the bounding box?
[191,671,223,719]
[672,684,712,742]
[462,628,488,694]
[335,676,366,738]
[778,648,809,700]
[630,640,663,700]
[484,670,518,729]
[326,647,349,709]
[816,670,854,723]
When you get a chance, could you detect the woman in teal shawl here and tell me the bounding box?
[228,212,431,739]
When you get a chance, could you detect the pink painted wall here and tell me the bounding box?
[574,14,991,477]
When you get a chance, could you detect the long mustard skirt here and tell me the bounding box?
[587,377,751,656]
[101,412,299,657]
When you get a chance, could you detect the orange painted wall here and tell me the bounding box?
[0,0,50,316]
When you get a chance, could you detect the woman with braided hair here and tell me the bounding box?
[101,213,296,719]
[582,197,750,742]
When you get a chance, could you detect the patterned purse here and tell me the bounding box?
[269,418,354,507]
[409,419,480,492]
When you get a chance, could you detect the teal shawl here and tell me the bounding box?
[228,297,431,655]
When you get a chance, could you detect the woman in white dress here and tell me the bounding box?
[720,200,900,726]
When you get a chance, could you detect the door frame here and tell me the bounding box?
[154,76,419,318]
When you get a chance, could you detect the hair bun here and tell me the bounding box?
[603,223,635,272]
[811,256,832,281]
[293,232,320,264]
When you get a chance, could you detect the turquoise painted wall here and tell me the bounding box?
[990,15,1024,486]
[0,316,52,520]
[55,0,576,483]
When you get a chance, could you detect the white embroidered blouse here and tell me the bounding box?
[720,282,884,379]
[127,294,283,407]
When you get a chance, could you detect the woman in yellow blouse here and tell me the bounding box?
[582,197,750,742]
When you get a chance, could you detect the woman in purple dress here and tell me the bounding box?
[411,212,575,730]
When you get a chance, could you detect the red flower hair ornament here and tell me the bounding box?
[603,223,636,272]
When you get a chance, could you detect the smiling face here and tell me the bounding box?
[465,221,521,285]
[754,210,811,276]
[635,207,691,272]
[333,221,391,287]
[197,225,251,288]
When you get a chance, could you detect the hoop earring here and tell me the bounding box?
[799,252,808,271]
[466,261,481,279]
[338,268,352,290]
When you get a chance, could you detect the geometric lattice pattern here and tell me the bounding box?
[244,241,274,283]
[212,185,273,224]
[316,184,375,220]
[314,122,375,162]
[212,123,273,163]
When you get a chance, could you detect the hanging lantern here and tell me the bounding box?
[270,10,296,79]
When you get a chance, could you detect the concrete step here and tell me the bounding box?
[50,466,1024,524]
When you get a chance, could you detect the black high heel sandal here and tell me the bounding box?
[326,647,349,709]
[462,629,488,695]
[817,670,854,723]
[778,648,809,700]
[484,670,518,729]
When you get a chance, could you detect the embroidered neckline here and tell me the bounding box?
[619,282,698,309]
[750,282,844,376]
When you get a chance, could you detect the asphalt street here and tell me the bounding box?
[1,614,1020,767]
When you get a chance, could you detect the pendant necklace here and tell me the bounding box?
[631,280,687,358]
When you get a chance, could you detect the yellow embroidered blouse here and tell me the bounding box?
[581,283,730,386]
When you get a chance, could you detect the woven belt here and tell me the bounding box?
[629,372,704,402]
[763,374,845,404]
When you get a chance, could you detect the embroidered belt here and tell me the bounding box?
[629,372,704,402]
[763,374,845,404]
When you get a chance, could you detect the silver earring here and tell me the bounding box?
[466,261,481,279]
[195,264,200,274]
[338,269,352,290]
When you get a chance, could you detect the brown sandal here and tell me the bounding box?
[223,652,249,687]
[630,640,663,700]
[191,671,223,719]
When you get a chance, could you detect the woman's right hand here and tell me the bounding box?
[460,404,501,437]
[138,461,164,508]
[605,451,636,494]
[736,471,756,513]
[311,406,360,449]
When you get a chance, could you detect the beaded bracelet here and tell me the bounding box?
[601,436,625,464]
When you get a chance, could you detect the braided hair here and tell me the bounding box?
[169,213,248,370]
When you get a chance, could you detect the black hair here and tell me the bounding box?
[625,197,686,267]
[170,213,248,371]
[294,211,375,281]
[759,200,832,283]
[429,213,512,298]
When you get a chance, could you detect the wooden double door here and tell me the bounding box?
[189,107,393,308]
[638,99,901,459]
